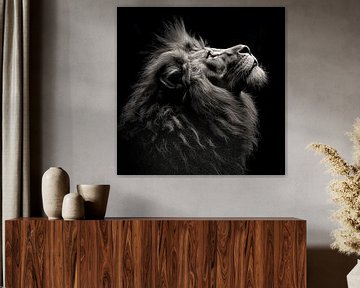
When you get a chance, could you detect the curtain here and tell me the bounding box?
[0,0,30,284]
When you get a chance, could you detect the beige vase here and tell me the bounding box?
[42,167,70,219]
[62,192,85,220]
[77,184,110,219]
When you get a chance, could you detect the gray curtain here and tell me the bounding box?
[0,0,30,284]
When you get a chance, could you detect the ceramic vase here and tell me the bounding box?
[77,184,110,219]
[347,259,360,288]
[42,167,70,219]
[62,192,85,220]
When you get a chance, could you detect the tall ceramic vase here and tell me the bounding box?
[347,260,360,287]
[42,167,70,219]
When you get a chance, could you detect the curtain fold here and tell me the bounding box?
[0,0,30,284]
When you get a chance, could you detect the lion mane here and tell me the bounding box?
[118,20,267,175]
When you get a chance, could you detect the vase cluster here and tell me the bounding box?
[41,167,110,220]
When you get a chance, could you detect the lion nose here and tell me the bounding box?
[237,45,251,55]
[223,44,252,56]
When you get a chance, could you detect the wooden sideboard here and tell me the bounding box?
[5,218,306,287]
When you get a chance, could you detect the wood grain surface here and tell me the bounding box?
[5,218,306,287]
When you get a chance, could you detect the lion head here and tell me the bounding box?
[118,20,267,174]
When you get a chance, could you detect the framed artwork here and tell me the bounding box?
[117,7,285,175]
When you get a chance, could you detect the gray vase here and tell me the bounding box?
[42,167,70,219]
[77,184,110,219]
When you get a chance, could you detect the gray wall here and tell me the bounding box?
[30,0,360,285]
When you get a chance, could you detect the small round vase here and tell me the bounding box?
[62,192,85,220]
[77,184,110,219]
[42,167,70,219]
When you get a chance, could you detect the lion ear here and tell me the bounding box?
[160,66,184,90]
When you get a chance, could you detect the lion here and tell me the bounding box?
[118,20,267,175]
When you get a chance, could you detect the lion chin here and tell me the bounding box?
[118,20,267,175]
[247,66,267,88]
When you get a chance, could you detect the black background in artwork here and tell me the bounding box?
[117,7,285,175]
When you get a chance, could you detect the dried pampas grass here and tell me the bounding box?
[308,117,360,256]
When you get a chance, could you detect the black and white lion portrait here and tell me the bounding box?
[117,8,285,175]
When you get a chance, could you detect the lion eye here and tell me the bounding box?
[206,51,219,59]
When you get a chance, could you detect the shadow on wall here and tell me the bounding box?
[308,248,357,288]
[29,0,46,216]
